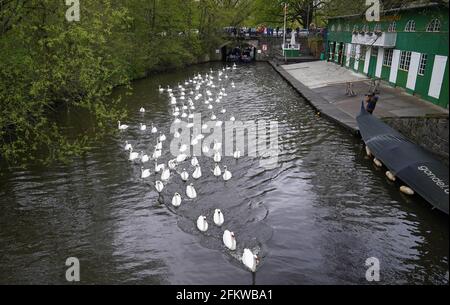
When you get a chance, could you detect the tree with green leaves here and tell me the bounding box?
[0,0,256,167]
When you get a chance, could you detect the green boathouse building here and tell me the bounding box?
[326,2,449,109]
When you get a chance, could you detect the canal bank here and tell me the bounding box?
[268,60,449,162]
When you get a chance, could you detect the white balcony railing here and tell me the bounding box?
[351,32,397,48]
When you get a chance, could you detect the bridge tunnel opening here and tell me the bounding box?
[220,41,258,63]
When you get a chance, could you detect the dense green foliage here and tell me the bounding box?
[0,0,251,166]
[247,0,448,28]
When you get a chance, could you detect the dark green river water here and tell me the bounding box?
[0,63,448,284]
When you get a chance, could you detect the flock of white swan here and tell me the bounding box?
[117,63,260,273]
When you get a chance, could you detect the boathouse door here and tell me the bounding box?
[368,47,378,78]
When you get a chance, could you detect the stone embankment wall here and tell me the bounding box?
[383,116,449,166]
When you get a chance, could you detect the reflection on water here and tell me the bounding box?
[0,63,448,285]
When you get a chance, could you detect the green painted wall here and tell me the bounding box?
[327,5,449,108]
[381,65,390,80]
[358,58,365,73]
[397,70,408,88]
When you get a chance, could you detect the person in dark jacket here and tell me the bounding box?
[364,93,379,114]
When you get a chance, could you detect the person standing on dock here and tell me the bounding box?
[364,92,379,114]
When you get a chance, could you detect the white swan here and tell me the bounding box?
[196,216,208,232]
[233,150,241,159]
[140,152,149,163]
[213,141,222,151]
[186,184,197,199]
[151,124,157,134]
[242,249,259,272]
[140,107,146,113]
[158,85,164,93]
[152,149,162,160]
[168,159,178,170]
[159,133,167,142]
[213,164,222,177]
[176,153,187,163]
[202,145,210,154]
[221,108,227,114]
[124,141,132,151]
[179,144,188,153]
[155,180,164,193]
[202,123,208,130]
[223,230,236,251]
[213,151,222,163]
[161,167,171,181]
[155,161,165,173]
[215,121,223,127]
[180,169,189,182]
[223,166,232,181]
[193,165,202,179]
[191,156,199,167]
[129,149,139,161]
[191,137,199,146]
[141,167,151,179]
[211,114,217,120]
[230,116,236,122]
[156,140,162,150]
[172,193,182,207]
[118,121,129,130]
[213,209,224,226]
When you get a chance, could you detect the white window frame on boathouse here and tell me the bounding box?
[364,46,371,74]
[418,54,428,76]
[389,49,401,83]
[426,19,441,32]
[383,49,393,67]
[375,47,384,78]
[428,55,448,99]
[354,45,361,70]
[350,44,356,58]
[405,20,416,32]
[406,52,421,91]
[388,21,396,32]
[399,51,411,71]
